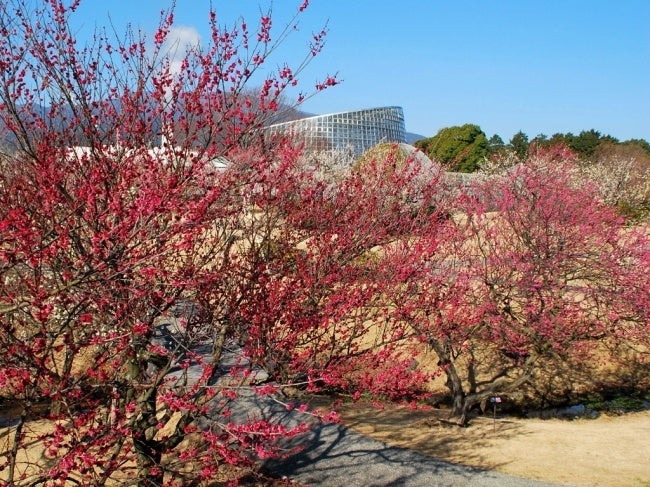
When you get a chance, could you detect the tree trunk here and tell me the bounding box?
[125,338,166,487]
[446,365,466,420]
[134,436,164,487]
[133,390,164,487]
[7,404,29,485]
[429,339,466,422]
[458,353,540,426]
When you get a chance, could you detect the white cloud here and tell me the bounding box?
[163,25,201,76]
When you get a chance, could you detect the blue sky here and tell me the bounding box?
[71,0,649,142]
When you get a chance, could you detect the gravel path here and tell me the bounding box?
[266,420,568,487]
[158,328,569,487]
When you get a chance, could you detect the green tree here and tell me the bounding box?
[509,130,529,160]
[488,134,505,155]
[568,129,602,159]
[416,124,488,173]
[549,132,569,147]
[531,133,548,147]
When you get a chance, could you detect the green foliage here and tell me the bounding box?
[420,126,650,166]
[413,138,428,153]
[584,393,647,413]
[488,134,505,154]
[533,133,548,143]
[533,129,622,160]
[567,129,603,158]
[509,130,529,160]
[416,124,488,173]
[549,132,569,147]
[583,394,607,411]
[608,396,646,412]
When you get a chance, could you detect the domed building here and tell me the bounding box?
[265,106,407,159]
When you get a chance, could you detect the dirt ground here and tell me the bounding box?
[332,400,650,487]
[2,400,649,486]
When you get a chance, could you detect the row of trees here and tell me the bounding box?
[507,129,650,161]
[415,124,650,173]
[1,1,649,485]
[416,125,650,219]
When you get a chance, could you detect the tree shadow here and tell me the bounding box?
[263,410,548,487]
[522,343,650,412]
[337,403,531,469]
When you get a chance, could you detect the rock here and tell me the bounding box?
[526,403,594,419]
[558,404,586,418]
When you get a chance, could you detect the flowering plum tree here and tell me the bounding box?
[3,5,645,486]
[0,0,355,484]
[0,0,453,481]
[392,154,650,425]
[229,145,445,399]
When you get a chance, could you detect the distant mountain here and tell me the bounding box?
[405,132,425,145]
[265,107,315,125]
[1,101,427,149]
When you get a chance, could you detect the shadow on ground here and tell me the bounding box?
[265,413,561,487]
